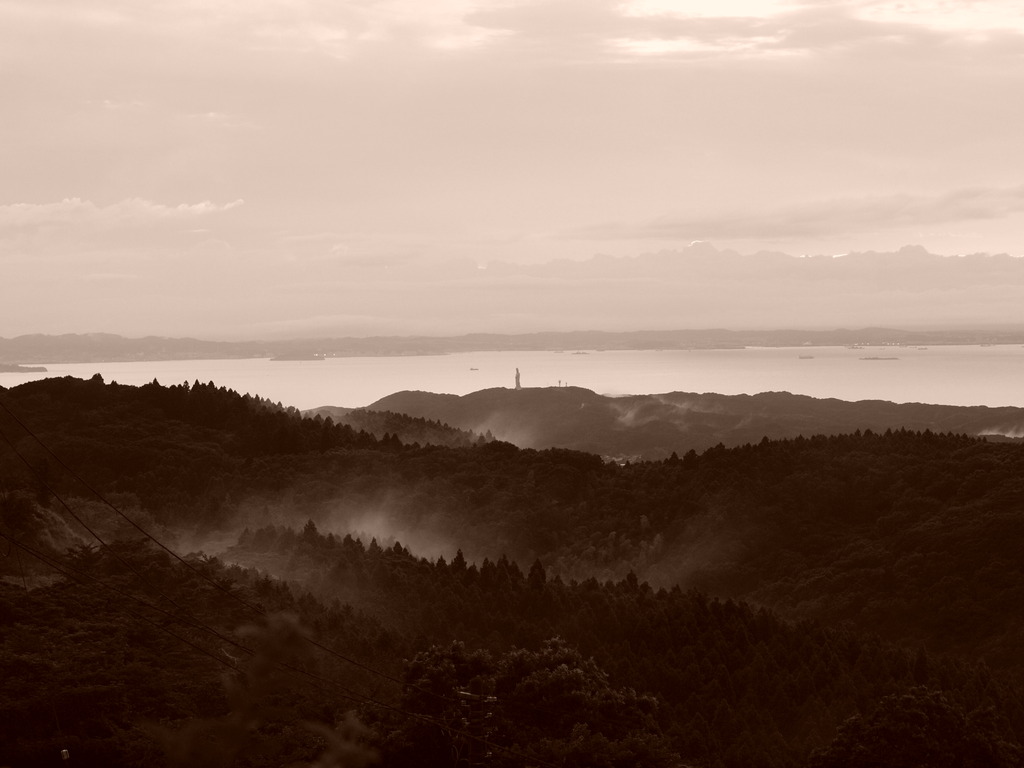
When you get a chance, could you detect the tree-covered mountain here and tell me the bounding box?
[4,375,1024,666]
[369,385,1024,460]
[303,405,485,449]
[2,375,1024,766]
[3,534,1022,768]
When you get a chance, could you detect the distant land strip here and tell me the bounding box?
[3,328,1024,364]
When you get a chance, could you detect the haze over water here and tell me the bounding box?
[5,345,1023,411]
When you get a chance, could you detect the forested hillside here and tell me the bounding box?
[3,536,1022,767]
[369,386,1024,460]
[2,375,1024,766]
[303,405,485,449]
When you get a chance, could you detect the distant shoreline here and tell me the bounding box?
[5,345,1024,411]
[3,328,1024,365]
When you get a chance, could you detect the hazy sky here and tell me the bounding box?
[3,0,1024,338]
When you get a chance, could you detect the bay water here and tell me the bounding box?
[3,345,1024,410]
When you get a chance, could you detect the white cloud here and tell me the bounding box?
[0,198,244,231]
[610,33,787,56]
[0,0,513,56]
[4,0,1022,68]
[571,186,1024,241]
[855,1,1024,35]
[622,0,1024,36]
[3,0,1024,314]
[622,0,799,19]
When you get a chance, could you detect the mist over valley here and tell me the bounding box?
[7,0,1024,760]
[3,374,1024,766]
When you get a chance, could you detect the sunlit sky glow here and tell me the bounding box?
[2,0,1024,338]
[623,0,799,19]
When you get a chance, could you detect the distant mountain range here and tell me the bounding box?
[3,326,1024,364]
[368,386,1024,460]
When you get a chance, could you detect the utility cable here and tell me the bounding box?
[0,415,465,718]
[0,396,462,706]
[0,421,340,690]
[1,529,559,768]
[1,530,245,678]
[1,406,587,745]
[2,529,370,711]
[0,421,209,623]
[0,528,257,663]
[0,396,569,767]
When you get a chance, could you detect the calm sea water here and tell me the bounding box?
[4,345,1024,410]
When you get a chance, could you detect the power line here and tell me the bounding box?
[0,396,428,694]
[0,529,255,664]
[0,401,562,768]
[0,418,370,697]
[0,421,203,622]
[1,530,246,678]
[0,411,469,717]
[1,530,382,710]
[1,529,558,768]
[0,394,542,720]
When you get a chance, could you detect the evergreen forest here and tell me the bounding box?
[1,375,1023,767]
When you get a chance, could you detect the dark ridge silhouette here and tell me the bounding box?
[303,405,483,448]
[369,386,1024,459]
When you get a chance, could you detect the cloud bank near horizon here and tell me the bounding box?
[0,197,244,230]
[3,0,1024,339]
[571,186,1024,242]
[4,243,1023,339]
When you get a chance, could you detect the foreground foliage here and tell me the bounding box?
[2,536,1023,767]
[3,375,1024,668]
[2,376,1024,765]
